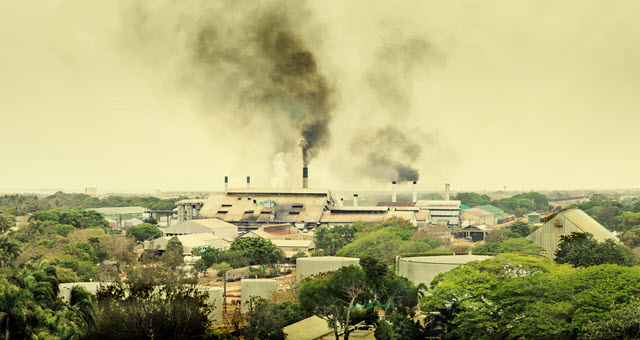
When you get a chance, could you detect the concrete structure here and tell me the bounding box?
[87,206,146,228]
[283,315,334,340]
[396,255,492,285]
[59,283,223,326]
[162,218,238,238]
[84,187,97,196]
[271,239,315,256]
[526,208,619,259]
[175,199,206,221]
[241,279,277,313]
[415,200,461,226]
[144,233,230,253]
[296,256,360,281]
[462,208,495,225]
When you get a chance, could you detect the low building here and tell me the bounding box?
[143,233,230,253]
[526,208,619,259]
[283,315,334,340]
[87,206,146,228]
[415,200,461,226]
[271,239,315,257]
[462,208,495,225]
[319,206,416,228]
[162,218,238,239]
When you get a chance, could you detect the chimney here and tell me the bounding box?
[340,197,344,207]
[353,194,359,207]
[445,183,450,201]
[247,176,251,189]
[224,176,229,193]
[302,167,309,189]
[392,181,397,203]
[412,181,417,202]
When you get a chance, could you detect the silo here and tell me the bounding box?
[241,279,277,313]
[296,256,360,281]
[197,286,224,326]
[396,255,491,285]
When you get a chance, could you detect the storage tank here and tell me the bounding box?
[296,256,360,281]
[197,286,224,326]
[241,279,277,313]
[396,255,491,285]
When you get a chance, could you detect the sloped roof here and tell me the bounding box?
[283,315,333,340]
[474,205,504,214]
[561,208,619,242]
[463,208,493,217]
[162,219,237,235]
[376,202,417,207]
[460,204,471,210]
[88,206,146,215]
[415,200,461,208]
[271,239,315,248]
[320,210,415,224]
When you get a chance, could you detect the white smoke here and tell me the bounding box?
[270,152,291,188]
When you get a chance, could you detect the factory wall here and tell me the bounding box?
[241,279,277,313]
[296,256,360,281]
[396,255,491,285]
[526,215,585,259]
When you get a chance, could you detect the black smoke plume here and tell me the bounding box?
[124,1,333,166]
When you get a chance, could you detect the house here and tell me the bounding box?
[162,218,238,239]
[526,208,619,259]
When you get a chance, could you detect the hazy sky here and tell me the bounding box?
[1,1,639,194]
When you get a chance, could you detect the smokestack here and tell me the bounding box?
[445,183,450,201]
[302,167,309,189]
[340,197,344,207]
[392,181,397,203]
[247,176,251,189]
[224,176,229,193]
[353,194,359,207]
[412,181,417,202]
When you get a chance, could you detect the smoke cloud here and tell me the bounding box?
[350,34,445,183]
[122,1,333,167]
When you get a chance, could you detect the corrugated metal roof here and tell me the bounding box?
[561,208,619,242]
[330,206,389,213]
[283,316,333,340]
[271,239,315,248]
[226,188,331,196]
[376,202,417,207]
[463,208,493,217]
[474,205,504,214]
[87,206,146,215]
[415,200,461,208]
[320,210,415,223]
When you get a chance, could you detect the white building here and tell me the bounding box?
[144,233,230,253]
[415,200,461,226]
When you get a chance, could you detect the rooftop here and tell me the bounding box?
[415,200,461,208]
[463,208,494,217]
[87,206,146,215]
[376,202,417,207]
[283,315,333,340]
[474,204,504,214]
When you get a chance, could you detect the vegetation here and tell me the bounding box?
[244,298,307,340]
[126,223,163,243]
[554,232,636,267]
[314,225,355,256]
[228,237,285,266]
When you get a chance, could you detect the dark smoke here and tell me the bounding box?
[351,127,421,183]
[124,1,333,166]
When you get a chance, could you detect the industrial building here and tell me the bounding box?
[296,256,360,281]
[526,208,619,259]
[87,206,146,228]
[319,206,417,228]
[462,208,496,225]
[143,233,230,253]
[161,218,238,239]
[396,254,492,285]
[415,200,461,226]
[474,205,510,223]
[270,239,315,257]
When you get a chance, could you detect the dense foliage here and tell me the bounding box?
[126,223,163,243]
[554,232,636,267]
[228,237,285,265]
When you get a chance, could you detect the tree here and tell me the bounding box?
[453,193,491,208]
[554,232,636,267]
[314,225,355,256]
[244,297,286,340]
[0,236,21,268]
[0,281,32,340]
[53,224,76,237]
[336,232,403,263]
[299,265,369,340]
[508,221,533,238]
[126,223,163,243]
[162,237,184,268]
[583,298,640,340]
[0,215,15,234]
[193,247,221,268]
[472,238,543,256]
[229,238,284,265]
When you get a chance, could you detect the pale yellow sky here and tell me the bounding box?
[1,1,639,193]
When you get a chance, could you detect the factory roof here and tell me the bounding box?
[283,315,333,340]
[176,199,206,205]
[460,204,471,210]
[319,209,415,224]
[474,205,504,214]
[197,188,333,225]
[415,210,430,221]
[330,206,389,213]
[162,219,237,235]
[271,239,315,249]
[376,202,417,207]
[530,208,619,243]
[145,233,229,252]
[463,208,494,217]
[415,200,461,208]
[87,206,146,215]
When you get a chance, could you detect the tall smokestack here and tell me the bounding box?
[224,176,229,193]
[247,176,251,189]
[392,181,397,203]
[412,181,417,202]
[353,194,359,207]
[445,183,450,201]
[302,167,309,189]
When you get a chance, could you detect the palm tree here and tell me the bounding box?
[0,237,21,268]
[0,216,13,234]
[68,286,96,328]
[0,281,33,340]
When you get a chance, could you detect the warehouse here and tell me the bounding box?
[415,200,461,226]
[162,218,238,238]
[462,208,495,225]
[318,206,417,228]
[143,233,230,253]
[526,208,619,259]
